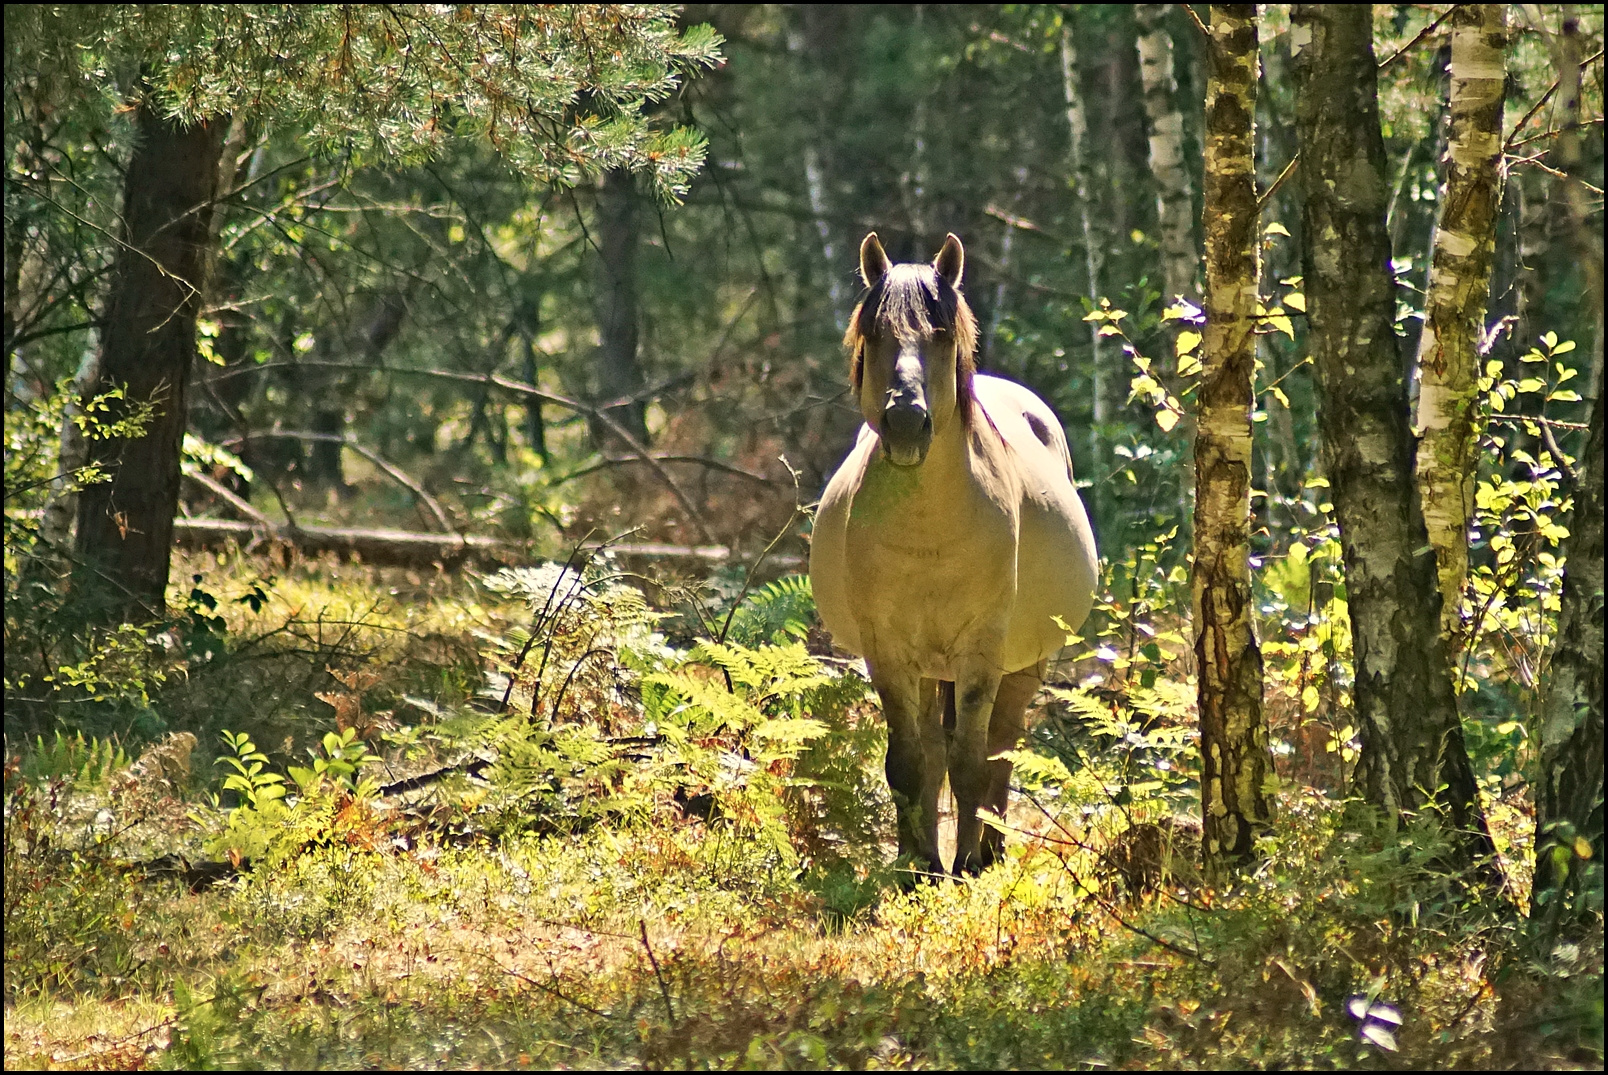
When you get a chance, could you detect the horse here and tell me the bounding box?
[809,232,1099,877]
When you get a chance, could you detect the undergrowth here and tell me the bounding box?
[3,538,1602,1069]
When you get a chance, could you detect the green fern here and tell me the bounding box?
[21,731,130,788]
[725,574,815,646]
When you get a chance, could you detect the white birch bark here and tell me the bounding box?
[1136,4,1200,306]
[1411,5,1508,640]
[1061,22,1107,517]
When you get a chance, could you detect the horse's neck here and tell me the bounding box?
[905,402,1007,506]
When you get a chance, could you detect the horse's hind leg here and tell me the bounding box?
[978,661,1045,869]
[872,667,945,880]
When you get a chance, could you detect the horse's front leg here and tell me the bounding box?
[978,661,1045,869]
[869,664,945,880]
[949,667,1004,875]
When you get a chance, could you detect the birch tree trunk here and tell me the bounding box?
[39,337,99,554]
[1195,3,1270,869]
[592,167,649,450]
[73,103,227,623]
[1291,4,1494,868]
[1412,4,1508,641]
[1530,385,1604,934]
[788,7,850,331]
[1136,4,1200,306]
[1062,18,1108,525]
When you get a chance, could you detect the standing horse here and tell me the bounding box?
[810,232,1099,876]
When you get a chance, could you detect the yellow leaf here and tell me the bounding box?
[1263,221,1291,237]
[1268,315,1295,339]
[1283,292,1306,311]
[1574,836,1594,859]
[1176,330,1203,356]
[1098,324,1123,337]
[1301,685,1320,712]
[1156,407,1181,432]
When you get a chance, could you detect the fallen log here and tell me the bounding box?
[172,518,801,570]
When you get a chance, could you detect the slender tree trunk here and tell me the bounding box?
[516,287,547,463]
[1541,7,1605,397]
[73,103,227,623]
[788,6,851,331]
[1062,18,1108,527]
[307,292,407,492]
[1413,5,1509,641]
[1137,4,1200,307]
[40,335,100,554]
[1531,385,1604,934]
[1195,4,1270,870]
[1291,4,1494,867]
[591,168,648,451]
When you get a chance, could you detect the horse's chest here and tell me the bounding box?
[841,477,1015,667]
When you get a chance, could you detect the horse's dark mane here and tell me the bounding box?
[844,263,978,426]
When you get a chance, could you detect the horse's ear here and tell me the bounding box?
[860,232,890,289]
[934,233,964,288]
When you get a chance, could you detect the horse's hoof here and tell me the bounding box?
[895,855,947,889]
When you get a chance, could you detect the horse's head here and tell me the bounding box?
[846,232,978,467]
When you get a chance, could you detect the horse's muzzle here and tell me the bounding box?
[881,402,932,466]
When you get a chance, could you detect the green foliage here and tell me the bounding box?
[723,573,815,646]
[18,731,131,790]
[2,767,142,1000]
[6,5,723,201]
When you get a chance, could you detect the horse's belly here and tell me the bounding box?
[1002,483,1100,667]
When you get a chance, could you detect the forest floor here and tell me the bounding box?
[4,548,1602,1070]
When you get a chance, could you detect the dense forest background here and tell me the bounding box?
[4,4,1603,1068]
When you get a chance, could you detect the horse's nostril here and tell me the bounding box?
[884,404,930,440]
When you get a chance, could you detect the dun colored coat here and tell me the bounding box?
[810,233,1099,876]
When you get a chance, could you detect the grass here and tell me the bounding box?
[4,549,1602,1069]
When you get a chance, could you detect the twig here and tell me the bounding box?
[182,469,272,528]
[1508,116,1605,151]
[1504,48,1605,153]
[639,919,677,1026]
[717,458,807,645]
[251,362,719,544]
[1376,6,1458,71]
[1019,788,1215,965]
[552,453,775,488]
[494,962,612,1018]
[223,430,453,533]
[1257,155,1300,213]
[1485,413,1591,432]
[1181,4,1209,40]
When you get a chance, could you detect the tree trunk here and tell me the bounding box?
[591,168,648,451]
[1136,4,1200,307]
[307,292,407,492]
[1061,18,1108,528]
[1544,8,1605,398]
[73,103,227,623]
[788,5,852,331]
[516,287,547,463]
[1412,5,1509,641]
[1290,4,1494,866]
[40,335,100,555]
[1195,3,1270,870]
[1531,386,1604,934]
